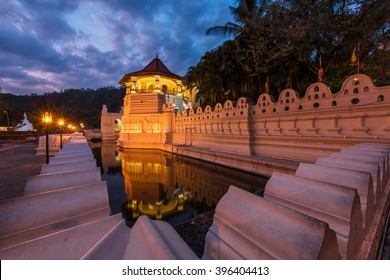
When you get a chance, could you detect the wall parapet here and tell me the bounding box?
[174,74,389,140]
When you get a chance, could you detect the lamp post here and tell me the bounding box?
[58,119,64,149]
[4,111,10,131]
[42,112,52,164]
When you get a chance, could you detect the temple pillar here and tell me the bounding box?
[177,80,182,96]
[131,77,137,94]
[125,82,131,95]
[154,75,160,93]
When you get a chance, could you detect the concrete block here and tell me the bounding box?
[63,145,90,149]
[62,143,90,149]
[355,143,390,149]
[316,157,381,205]
[54,151,92,158]
[295,163,374,229]
[340,150,388,186]
[330,152,387,192]
[25,168,102,195]
[202,186,341,260]
[50,154,94,164]
[40,160,97,174]
[342,147,389,176]
[0,182,109,248]
[83,215,198,260]
[0,214,122,260]
[82,219,130,260]
[264,172,362,259]
[351,145,390,183]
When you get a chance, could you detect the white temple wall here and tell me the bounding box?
[101,105,123,141]
[118,74,390,162]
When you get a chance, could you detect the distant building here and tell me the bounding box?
[14,112,34,131]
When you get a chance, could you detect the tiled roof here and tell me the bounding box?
[119,56,182,85]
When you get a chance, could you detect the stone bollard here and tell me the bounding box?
[40,160,97,174]
[25,167,102,195]
[295,163,374,230]
[315,157,381,206]
[202,185,341,260]
[264,172,363,259]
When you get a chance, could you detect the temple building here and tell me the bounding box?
[119,55,194,111]
[101,55,194,141]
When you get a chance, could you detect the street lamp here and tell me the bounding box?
[42,112,52,164]
[58,119,64,149]
[3,111,10,131]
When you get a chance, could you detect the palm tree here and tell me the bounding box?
[206,0,259,37]
[206,0,271,98]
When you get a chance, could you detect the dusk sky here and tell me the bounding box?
[0,0,235,95]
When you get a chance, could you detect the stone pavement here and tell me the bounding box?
[0,143,44,200]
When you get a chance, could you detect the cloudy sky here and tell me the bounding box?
[0,0,235,95]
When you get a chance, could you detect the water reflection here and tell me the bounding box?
[93,141,268,226]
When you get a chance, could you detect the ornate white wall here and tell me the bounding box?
[117,74,390,162]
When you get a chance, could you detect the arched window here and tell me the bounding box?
[162,84,168,93]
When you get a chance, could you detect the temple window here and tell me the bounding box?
[351,98,360,104]
[162,85,168,93]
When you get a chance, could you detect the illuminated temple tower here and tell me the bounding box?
[117,55,186,149]
[119,54,190,112]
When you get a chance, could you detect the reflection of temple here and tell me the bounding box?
[118,149,188,220]
[117,148,266,221]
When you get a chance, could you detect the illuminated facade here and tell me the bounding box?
[119,55,194,111]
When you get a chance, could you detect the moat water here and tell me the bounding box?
[91,141,268,226]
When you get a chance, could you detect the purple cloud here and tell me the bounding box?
[0,0,235,95]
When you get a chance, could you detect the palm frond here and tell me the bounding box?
[206,22,242,37]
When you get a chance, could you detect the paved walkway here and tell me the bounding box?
[0,143,44,200]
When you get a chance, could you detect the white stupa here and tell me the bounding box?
[15,112,34,131]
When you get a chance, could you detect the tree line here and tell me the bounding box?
[0,87,125,131]
[184,0,390,107]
